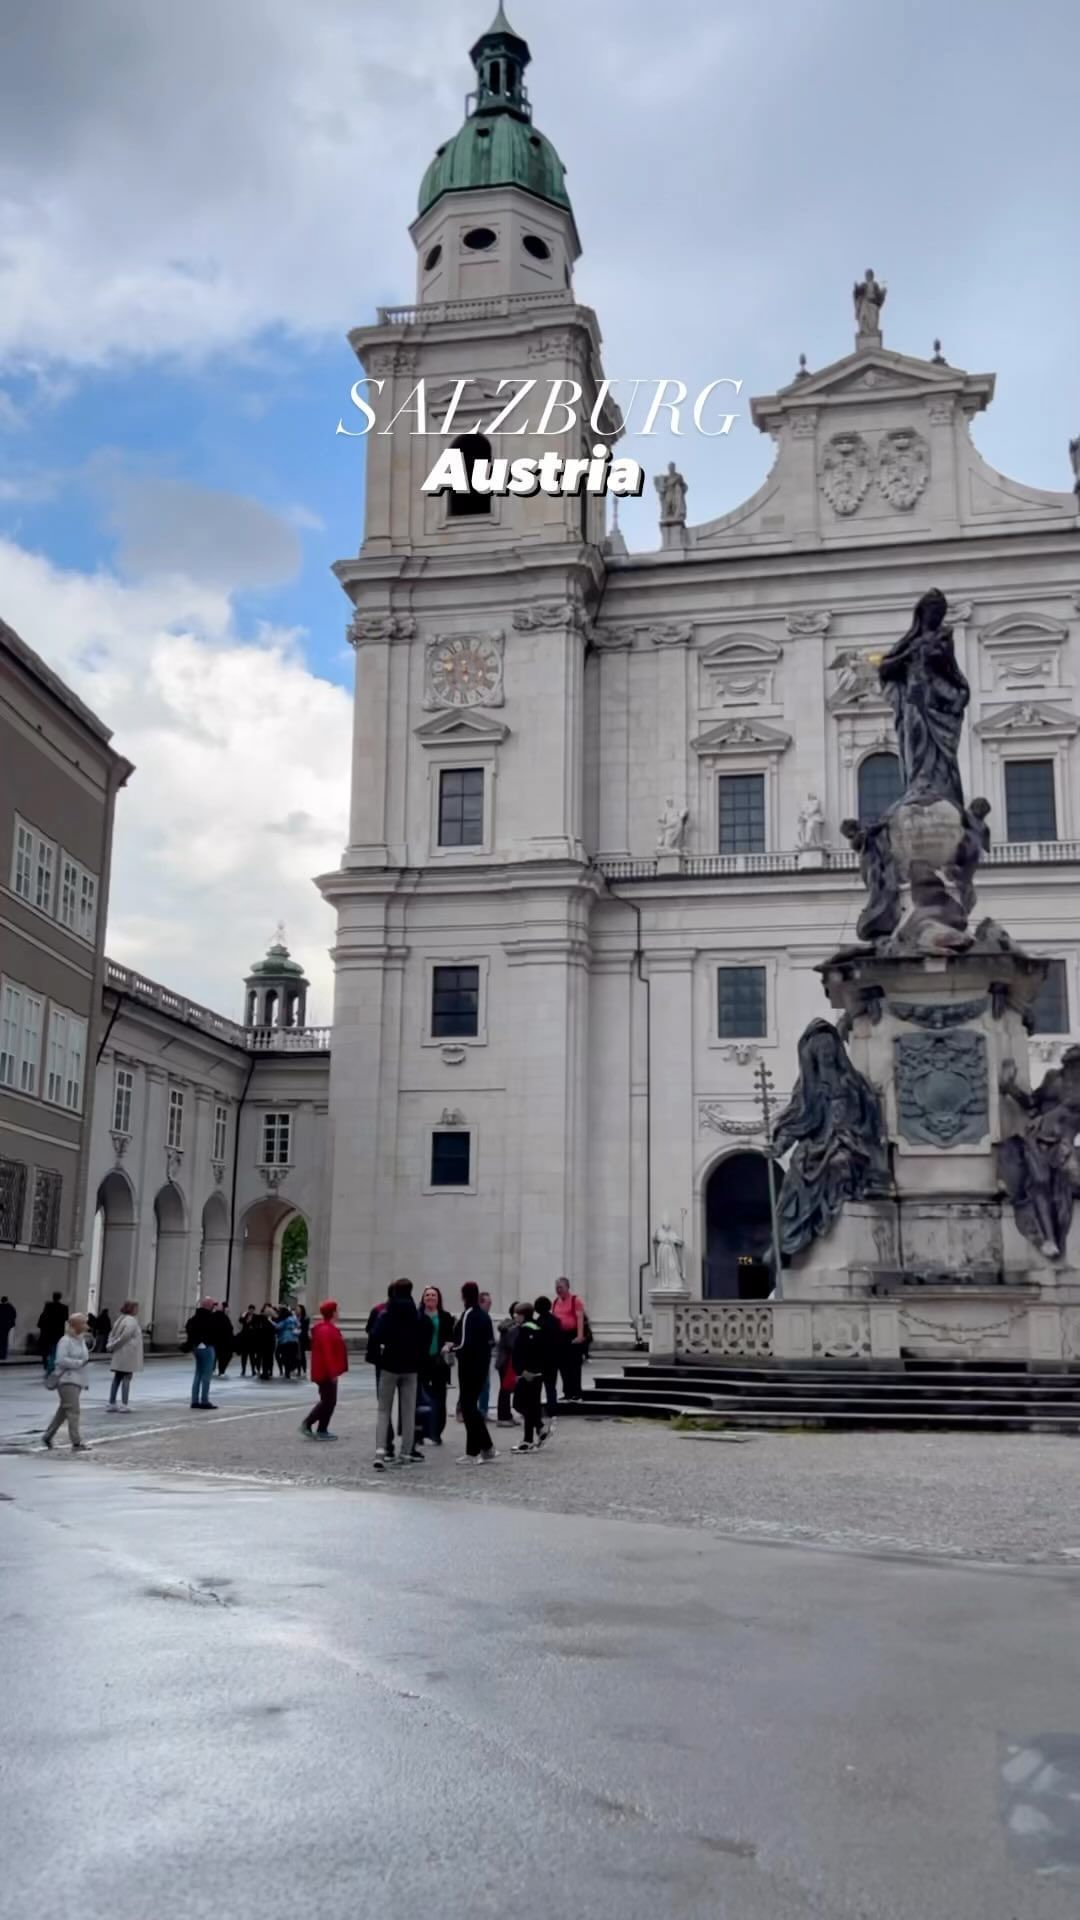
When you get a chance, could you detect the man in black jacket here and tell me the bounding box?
[185,1299,218,1410]
[453,1282,496,1462]
[369,1280,425,1471]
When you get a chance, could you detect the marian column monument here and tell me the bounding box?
[768,590,1080,1358]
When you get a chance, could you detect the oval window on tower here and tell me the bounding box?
[424,243,443,272]
[523,234,551,261]
[463,226,497,251]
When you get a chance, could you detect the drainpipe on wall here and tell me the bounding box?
[224,1055,256,1309]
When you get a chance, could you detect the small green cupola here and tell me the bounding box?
[418,7,572,220]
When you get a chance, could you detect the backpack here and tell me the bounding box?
[582,1311,593,1353]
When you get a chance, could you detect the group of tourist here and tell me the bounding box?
[26,1273,590,1463]
[182,1300,313,1406]
[356,1275,589,1467]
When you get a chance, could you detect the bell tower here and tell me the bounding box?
[412,4,580,306]
[322,9,609,1323]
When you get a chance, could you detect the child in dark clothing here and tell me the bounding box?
[510,1303,549,1453]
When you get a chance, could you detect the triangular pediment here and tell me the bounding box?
[975,701,1080,741]
[752,345,994,433]
[414,708,510,745]
[691,718,792,756]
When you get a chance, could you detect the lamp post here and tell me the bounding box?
[755,1060,784,1301]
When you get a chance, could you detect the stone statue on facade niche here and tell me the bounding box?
[878,589,969,812]
[840,817,901,942]
[1070,436,1080,495]
[655,462,688,526]
[769,1019,890,1259]
[853,268,886,338]
[656,798,688,852]
[652,1213,686,1291]
[796,794,826,851]
[998,1049,1080,1260]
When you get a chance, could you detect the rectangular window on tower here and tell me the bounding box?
[438,767,485,848]
[718,774,765,854]
[431,965,480,1038]
[1004,760,1058,842]
[717,966,768,1039]
[430,1130,472,1189]
[167,1087,185,1150]
[213,1103,229,1163]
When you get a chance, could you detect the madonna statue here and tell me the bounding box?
[770,1020,890,1257]
[878,588,969,812]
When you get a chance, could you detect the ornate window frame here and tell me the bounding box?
[974,702,1079,842]
[415,709,509,861]
[701,952,779,1054]
[422,954,491,1049]
[690,719,792,854]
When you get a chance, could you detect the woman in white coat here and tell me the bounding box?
[43,1312,92,1451]
[106,1300,144,1411]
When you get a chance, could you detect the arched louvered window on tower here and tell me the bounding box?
[449,434,493,517]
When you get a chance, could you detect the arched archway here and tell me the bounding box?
[151,1182,189,1345]
[239,1196,309,1308]
[200,1191,230,1301]
[703,1150,783,1300]
[93,1169,137,1318]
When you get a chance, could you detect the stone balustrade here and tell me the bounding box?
[655,1294,1080,1366]
[104,960,330,1053]
[597,839,1080,883]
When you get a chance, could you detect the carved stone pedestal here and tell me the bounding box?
[648,1285,690,1363]
[783,947,1078,1340]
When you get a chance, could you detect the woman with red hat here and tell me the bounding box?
[300,1301,349,1441]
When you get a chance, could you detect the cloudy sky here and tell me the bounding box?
[1,0,1077,1019]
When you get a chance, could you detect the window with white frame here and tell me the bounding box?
[260,1112,292,1166]
[44,1007,86,1111]
[12,820,34,902]
[167,1088,185,1150]
[58,852,99,942]
[0,978,44,1096]
[34,832,56,914]
[112,1066,134,1135]
[213,1103,229,1162]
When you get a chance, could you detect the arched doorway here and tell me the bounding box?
[151,1182,189,1345]
[93,1169,137,1318]
[703,1150,783,1299]
[200,1192,230,1301]
[238,1196,308,1308]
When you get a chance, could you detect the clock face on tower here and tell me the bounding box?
[426,635,504,708]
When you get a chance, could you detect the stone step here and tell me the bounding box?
[591,1374,1080,1402]
[559,1396,1080,1433]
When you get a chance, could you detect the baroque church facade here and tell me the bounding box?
[35,9,1079,1345]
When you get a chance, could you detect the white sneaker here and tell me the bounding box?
[456,1455,479,1466]
[479,1450,499,1463]
[106,1404,117,1413]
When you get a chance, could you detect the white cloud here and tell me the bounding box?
[0,537,350,1021]
[106,474,304,589]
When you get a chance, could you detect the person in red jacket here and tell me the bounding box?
[300,1300,349,1441]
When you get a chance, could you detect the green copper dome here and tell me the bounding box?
[418,7,572,218]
